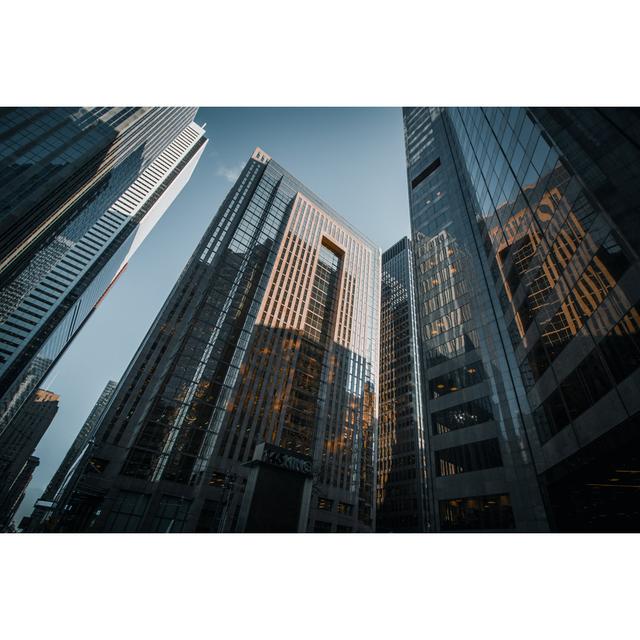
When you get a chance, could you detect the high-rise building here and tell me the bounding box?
[403,107,640,532]
[0,388,59,529]
[52,147,380,533]
[403,107,549,532]
[0,111,206,461]
[3,456,39,532]
[43,379,118,502]
[377,237,428,532]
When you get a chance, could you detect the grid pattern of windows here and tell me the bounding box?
[102,491,149,533]
[55,148,380,534]
[403,107,549,532]
[448,107,640,455]
[377,237,428,532]
[0,120,205,442]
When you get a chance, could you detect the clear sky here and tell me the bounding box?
[15,107,410,523]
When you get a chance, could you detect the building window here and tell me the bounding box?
[429,360,485,398]
[102,491,149,532]
[431,397,494,434]
[317,497,333,511]
[439,494,515,531]
[313,520,332,533]
[150,495,192,533]
[436,438,503,476]
[337,502,353,515]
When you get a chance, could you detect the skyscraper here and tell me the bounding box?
[0,388,59,529]
[377,237,428,532]
[403,108,549,532]
[43,379,118,502]
[52,147,380,533]
[447,107,640,531]
[0,111,206,469]
[403,107,640,531]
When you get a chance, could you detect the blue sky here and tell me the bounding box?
[16,107,410,522]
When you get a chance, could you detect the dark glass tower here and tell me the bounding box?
[403,108,548,532]
[404,106,640,532]
[0,111,206,481]
[20,379,118,532]
[0,388,59,529]
[51,147,380,533]
[447,107,640,531]
[377,237,428,532]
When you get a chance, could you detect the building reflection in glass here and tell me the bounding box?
[48,148,380,533]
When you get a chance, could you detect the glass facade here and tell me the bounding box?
[403,106,640,531]
[376,237,428,531]
[43,379,118,502]
[51,147,380,533]
[447,107,640,531]
[403,108,549,531]
[0,115,206,465]
[0,388,59,529]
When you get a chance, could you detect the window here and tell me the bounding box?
[436,439,503,476]
[411,158,441,189]
[440,493,514,531]
[429,361,485,398]
[431,397,494,434]
[317,497,333,511]
[150,495,192,533]
[102,491,149,532]
[337,502,353,515]
[313,520,332,533]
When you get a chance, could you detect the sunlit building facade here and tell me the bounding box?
[404,106,640,531]
[0,112,206,460]
[53,147,380,533]
[377,237,428,532]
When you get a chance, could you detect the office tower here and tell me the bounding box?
[403,108,549,532]
[53,147,380,533]
[43,380,118,503]
[2,457,39,532]
[0,111,206,452]
[377,237,428,532]
[0,388,59,529]
[403,107,640,531]
[446,107,640,531]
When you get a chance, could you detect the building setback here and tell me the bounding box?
[377,237,428,532]
[51,147,380,533]
[0,389,59,529]
[402,107,640,532]
[0,113,207,504]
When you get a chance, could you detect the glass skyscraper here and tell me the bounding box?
[0,388,59,529]
[51,147,380,533]
[377,237,428,532]
[43,380,118,502]
[403,107,640,531]
[0,111,207,489]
